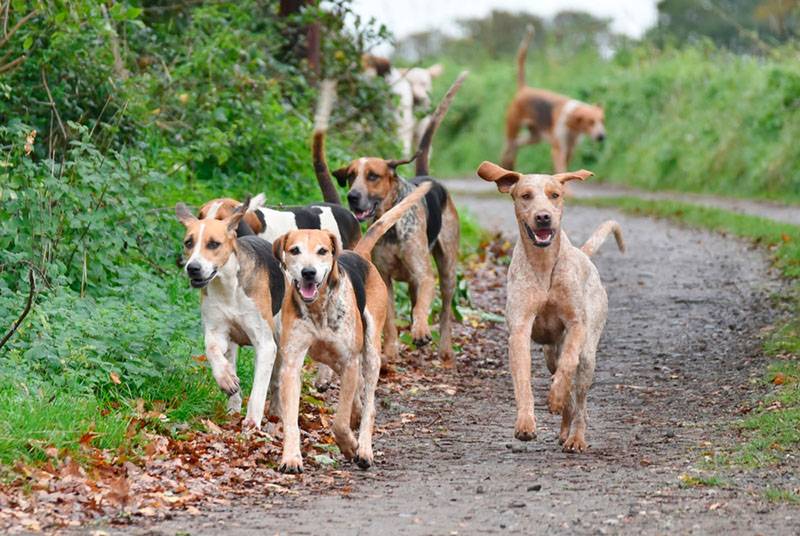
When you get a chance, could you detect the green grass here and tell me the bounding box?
[428,45,800,203]
[578,195,800,468]
[765,487,800,504]
[679,473,728,488]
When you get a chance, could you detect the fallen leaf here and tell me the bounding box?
[109,372,121,385]
[772,373,785,385]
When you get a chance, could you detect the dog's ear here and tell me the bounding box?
[272,233,287,269]
[225,196,250,234]
[554,169,593,184]
[476,161,521,193]
[175,203,197,226]
[326,231,341,287]
[428,63,444,78]
[333,167,351,187]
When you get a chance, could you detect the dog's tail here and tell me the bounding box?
[415,70,468,177]
[580,220,625,257]
[312,79,342,205]
[516,24,535,89]
[354,181,433,258]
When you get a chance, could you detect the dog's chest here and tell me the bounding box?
[202,286,265,345]
[297,291,357,350]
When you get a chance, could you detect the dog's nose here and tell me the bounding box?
[347,191,361,206]
[597,133,605,142]
[535,212,552,227]
[301,267,317,281]
[186,262,202,277]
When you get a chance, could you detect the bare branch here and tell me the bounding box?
[100,4,129,81]
[0,268,36,352]
[40,67,68,141]
[0,9,37,49]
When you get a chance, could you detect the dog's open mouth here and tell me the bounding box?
[295,279,321,302]
[190,271,217,288]
[353,206,375,222]
[525,224,555,248]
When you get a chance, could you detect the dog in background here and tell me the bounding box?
[176,200,284,430]
[313,73,467,368]
[363,53,444,156]
[198,194,361,250]
[501,26,606,173]
[476,160,624,452]
[273,181,433,473]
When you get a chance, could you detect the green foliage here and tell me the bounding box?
[427,44,800,203]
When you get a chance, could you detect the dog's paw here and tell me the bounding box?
[278,455,304,474]
[242,417,261,432]
[514,414,537,441]
[333,427,358,460]
[439,347,456,369]
[411,325,433,347]
[547,375,570,415]
[354,445,374,470]
[562,434,588,453]
[314,364,334,392]
[214,366,240,396]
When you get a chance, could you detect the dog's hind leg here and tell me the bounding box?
[332,354,360,461]
[244,334,278,430]
[314,363,334,392]
[381,275,399,369]
[562,350,595,453]
[224,343,242,414]
[547,322,586,415]
[355,314,383,469]
[433,208,459,368]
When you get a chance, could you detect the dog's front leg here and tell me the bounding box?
[547,322,586,415]
[277,332,311,474]
[243,334,278,430]
[381,275,398,365]
[205,333,240,397]
[408,254,436,347]
[507,310,538,441]
[332,353,360,461]
[223,343,242,414]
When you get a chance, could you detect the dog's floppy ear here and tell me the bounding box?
[428,63,444,78]
[554,169,593,184]
[272,233,288,269]
[175,203,197,226]
[326,231,341,286]
[333,167,351,187]
[476,161,521,193]
[225,196,250,233]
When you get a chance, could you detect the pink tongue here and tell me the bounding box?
[300,281,316,299]
[535,229,551,240]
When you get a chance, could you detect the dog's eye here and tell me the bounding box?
[550,192,560,199]
[317,247,328,256]
[184,238,194,248]
[367,172,380,182]
[207,240,220,250]
[520,192,532,200]
[289,246,301,255]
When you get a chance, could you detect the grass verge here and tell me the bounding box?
[576,195,800,469]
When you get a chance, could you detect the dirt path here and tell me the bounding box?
[445,177,800,226]
[120,189,798,535]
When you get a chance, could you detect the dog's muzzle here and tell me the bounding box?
[186,262,217,288]
[347,191,378,222]
[295,267,322,302]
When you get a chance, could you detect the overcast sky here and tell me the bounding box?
[350,0,659,53]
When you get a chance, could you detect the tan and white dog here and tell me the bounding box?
[501,27,606,173]
[476,161,623,452]
[272,181,433,473]
[176,200,284,430]
[363,54,444,156]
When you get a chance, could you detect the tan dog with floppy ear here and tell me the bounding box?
[476,161,624,452]
[501,26,606,173]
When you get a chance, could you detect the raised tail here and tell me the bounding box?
[580,220,625,257]
[415,70,469,177]
[354,181,433,258]
[312,79,342,205]
[516,24,535,89]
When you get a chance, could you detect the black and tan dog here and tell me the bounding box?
[272,181,433,473]
[313,73,467,368]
